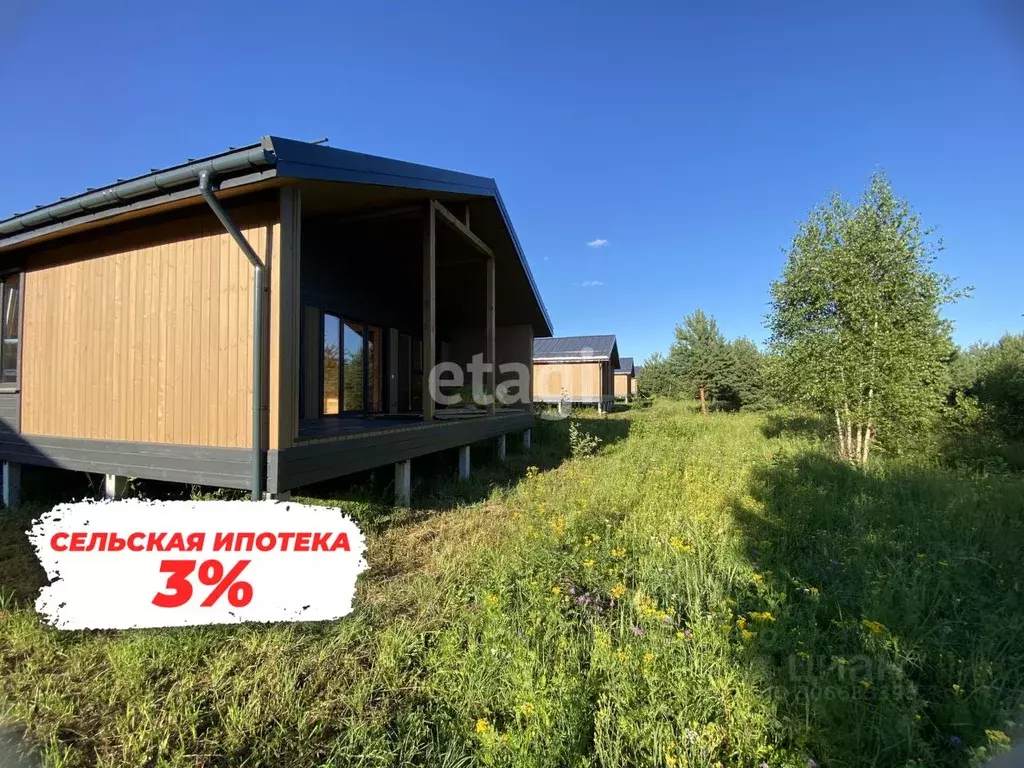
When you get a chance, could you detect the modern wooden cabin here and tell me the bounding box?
[532,335,619,413]
[614,357,635,403]
[0,136,552,504]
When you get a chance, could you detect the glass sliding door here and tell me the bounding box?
[367,325,383,414]
[342,321,364,412]
[317,313,388,417]
[322,313,341,415]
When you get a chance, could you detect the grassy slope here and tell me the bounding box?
[1,402,1022,767]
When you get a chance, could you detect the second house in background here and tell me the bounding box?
[614,357,635,404]
[532,335,619,414]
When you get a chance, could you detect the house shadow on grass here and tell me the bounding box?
[294,413,631,537]
[729,451,1024,766]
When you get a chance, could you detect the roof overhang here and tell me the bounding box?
[535,355,613,363]
[0,135,552,336]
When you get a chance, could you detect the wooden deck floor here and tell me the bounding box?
[296,409,521,444]
[274,409,534,492]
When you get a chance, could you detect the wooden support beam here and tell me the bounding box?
[433,200,494,259]
[486,254,496,414]
[422,201,436,421]
[395,460,411,507]
[2,462,21,508]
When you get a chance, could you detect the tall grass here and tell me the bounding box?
[1,402,1021,766]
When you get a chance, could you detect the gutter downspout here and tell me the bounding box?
[198,170,264,500]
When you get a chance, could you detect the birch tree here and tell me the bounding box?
[767,173,963,465]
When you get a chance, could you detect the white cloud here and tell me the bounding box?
[586,238,609,248]
[580,280,604,287]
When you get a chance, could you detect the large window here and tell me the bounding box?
[322,314,341,415]
[342,321,364,412]
[1,275,20,386]
[320,313,385,416]
[367,325,382,413]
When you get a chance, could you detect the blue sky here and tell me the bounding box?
[1,1,1021,362]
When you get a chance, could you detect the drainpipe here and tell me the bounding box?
[198,170,264,500]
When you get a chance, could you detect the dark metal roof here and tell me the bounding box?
[0,135,552,335]
[616,357,635,375]
[534,335,618,362]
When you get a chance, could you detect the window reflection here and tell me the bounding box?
[322,314,340,415]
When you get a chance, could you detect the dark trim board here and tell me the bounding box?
[0,433,253,490]
[0,412,532,495]
[270,410,533,493]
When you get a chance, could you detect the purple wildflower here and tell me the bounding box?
[631,626,645,636]
[950,736,961,746]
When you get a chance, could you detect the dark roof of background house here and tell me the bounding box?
[616,357,635,374]
[534,335,619,363]
[0,135,552,335]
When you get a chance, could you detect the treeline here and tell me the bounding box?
[637,172,1024,471]
[638,311,772,413]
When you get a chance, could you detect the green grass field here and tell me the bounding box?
[1,402,1022,767]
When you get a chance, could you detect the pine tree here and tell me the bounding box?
[669,309,733,415]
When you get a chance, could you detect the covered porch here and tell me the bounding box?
[268,169,544,499]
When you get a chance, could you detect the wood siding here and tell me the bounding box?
[20,203,279,448]
[533,361,606,400]
[614,372,632,398]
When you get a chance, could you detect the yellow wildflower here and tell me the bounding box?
[749,611,775,623]
[611,583,627,599]
[859,679,872,689]
[616,650,629,663]
[583,559,595,568]
[752,573,764,584]
[518,702,535,716]
[669,536,694,553]
[987,729,1011,747]
[475,718,490,734]
[484,593,499,606]
[861,619,886,635]
[551,586,561,596]
[611,547,626,558]
[952,684,963,696]
[643,652,655,664]
[740,629,756,644]
[736,616,748,631]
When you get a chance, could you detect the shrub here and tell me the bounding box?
[568,419,602,459]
